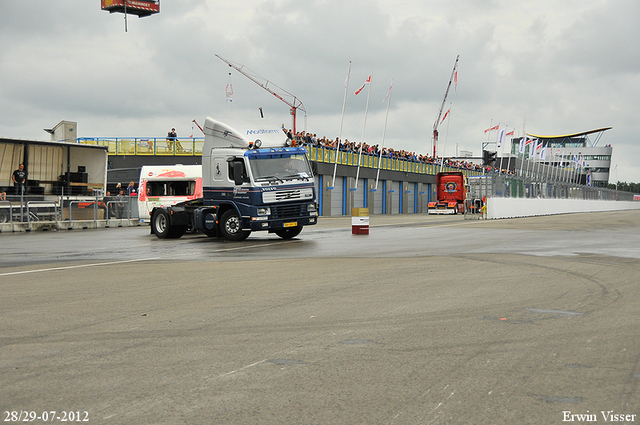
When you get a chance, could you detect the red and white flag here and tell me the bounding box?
[484,124,499,134]
[441,108,450,123]
[355,75,371,95]
[382,79,393,102]
[506,130,514,136]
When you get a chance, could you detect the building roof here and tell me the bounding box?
[525,127,612,139]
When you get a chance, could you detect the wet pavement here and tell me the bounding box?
[1,211,639,424]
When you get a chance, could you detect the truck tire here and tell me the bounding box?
[203,228,218,237]
[169,225,188,238]
[274,225,302,240]
[150,209,186,239]
[0,209,9,223]
[152,209,188,239]
[219,210,250,241]
[151,209,172,238]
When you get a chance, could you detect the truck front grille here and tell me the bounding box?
[263,188,313,203]
[271,204,305,219]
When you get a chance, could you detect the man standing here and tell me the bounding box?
[12,164,26,196]
[167,128,177,151]
[115,189,126,219]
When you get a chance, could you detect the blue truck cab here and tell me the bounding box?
[150,117,318,240]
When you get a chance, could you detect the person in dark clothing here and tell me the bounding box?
[12,164,26,195]
[167,128,177,151]
[115,190,126,219]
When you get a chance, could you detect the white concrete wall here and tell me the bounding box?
[487,198,640,219]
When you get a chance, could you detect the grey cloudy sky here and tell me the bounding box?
[0,0,638,182]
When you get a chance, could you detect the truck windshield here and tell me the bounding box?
[249,154,312,182]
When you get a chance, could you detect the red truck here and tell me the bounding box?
[427,171,466,214]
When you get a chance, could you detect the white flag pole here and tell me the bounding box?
[441,102,452,167]
[331,61,351,189]
[375,79,393,190]
[518,118,526,178]
[496,126,506,173]
[354,72,372,189]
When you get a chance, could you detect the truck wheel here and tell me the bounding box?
[219,210,250,241]
[203,228,218,237]
[169,225,188,238]
[151,209,173,239]
[274,226,302,240]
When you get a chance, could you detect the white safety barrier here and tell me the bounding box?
[486,198,640,219]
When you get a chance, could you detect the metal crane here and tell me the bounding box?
[192,119,204,135]
[432,55,459,158]
[215,54,306,135]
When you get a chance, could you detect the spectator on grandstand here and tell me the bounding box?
[166,128,177,151]
[292,126,500,174]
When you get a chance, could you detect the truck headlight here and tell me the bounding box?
[307,203,317,216]
[257,207,271,216]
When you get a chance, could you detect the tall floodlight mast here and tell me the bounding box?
[215,54,306,135]
[101,0,160,32]
[432,55,459,158]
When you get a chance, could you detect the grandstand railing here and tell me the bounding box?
[305,145,484,178]
[76,138,485,177]
[76,137,205,156]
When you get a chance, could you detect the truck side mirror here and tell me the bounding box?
[233,162,245,186]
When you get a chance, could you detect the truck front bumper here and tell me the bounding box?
[248,215,318,231]
[427,208,456,215]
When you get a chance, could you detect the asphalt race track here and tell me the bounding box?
[1,211,639,424]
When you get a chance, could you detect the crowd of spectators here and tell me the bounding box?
[282,127,516,175]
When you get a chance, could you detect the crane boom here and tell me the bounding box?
[215,54,306,134]
[432,55,459,158]
[192,119,204,135]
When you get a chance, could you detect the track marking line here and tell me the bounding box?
[217,359,268,378]
[0,257,161,277]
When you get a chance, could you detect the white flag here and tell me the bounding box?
[496,128,505,148]
[529,140,537,158]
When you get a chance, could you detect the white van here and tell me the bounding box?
[137,165,202,222]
